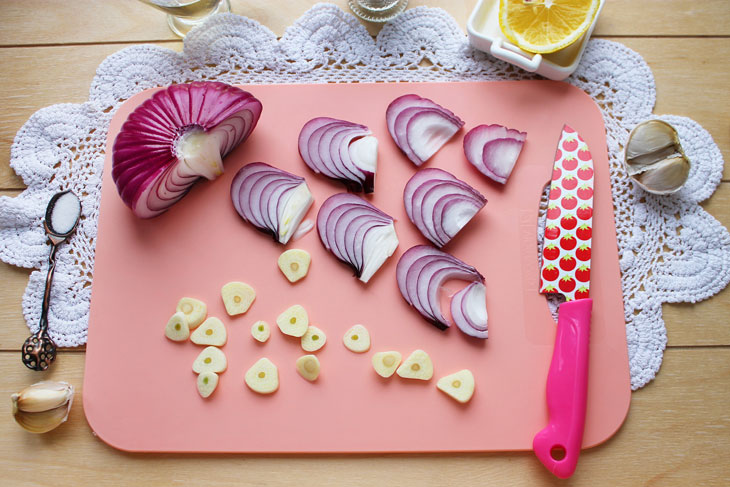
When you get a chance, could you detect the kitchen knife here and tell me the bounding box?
[533,125,594,479]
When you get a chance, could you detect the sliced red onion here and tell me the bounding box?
[230,162,314,244]
[317,193,398,283]
[463,124,526,184]
[450,281,488,339]
[386,94,464,166]
[403,168,486,247]
[396,245,485,334]
[112,81,262,218]
[298,117,377,193]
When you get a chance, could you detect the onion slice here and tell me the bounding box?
[463,124,526,184]
[450,282,488,339]
[230,162,314,244]
[403,168,486,247]
[112,81,262,218]
[298,117,378,193]
[386,94,464,166]
[396,245,486,337]
[317,193,398,283]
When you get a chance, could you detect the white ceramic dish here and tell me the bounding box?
[467,0,605,80]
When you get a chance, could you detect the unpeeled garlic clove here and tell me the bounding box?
[624,120,690,195]
[11,381,73,433]
[634,156,690,194]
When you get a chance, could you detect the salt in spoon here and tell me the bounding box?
[21,191,81,371]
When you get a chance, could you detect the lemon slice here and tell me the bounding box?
[499,0,600,54]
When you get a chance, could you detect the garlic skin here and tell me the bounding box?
[624,120,690,195]
[11,381,74,433]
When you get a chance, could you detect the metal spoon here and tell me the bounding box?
[21,191,81,371]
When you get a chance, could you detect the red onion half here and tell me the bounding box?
[112,81,262,218]
[298,117,378,193]
[231,162,314,244]
[396,245,487,338]
[317,193,398,283]
[386,94,464,166]
[403,168,486,247]
[463,124,526,184]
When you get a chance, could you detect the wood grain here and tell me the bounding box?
[0,1,728,46]
[0,37,728,189]
[1,348,727,486]
[1,183,729,350]
[0,43,182,189]
[0,1,728,485]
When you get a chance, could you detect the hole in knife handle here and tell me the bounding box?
[550,445,567,461]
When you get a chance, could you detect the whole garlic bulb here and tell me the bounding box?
[624,120,690,195]
[11,381,74,433]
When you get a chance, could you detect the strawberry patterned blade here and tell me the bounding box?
[539,125,594,301]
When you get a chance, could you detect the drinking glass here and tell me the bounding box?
[138,0,231,37]
[348,0,408,23]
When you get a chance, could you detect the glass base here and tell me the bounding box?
[167,0,231,37]
[348,0,408,23]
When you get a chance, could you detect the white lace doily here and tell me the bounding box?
[1,4,727,389]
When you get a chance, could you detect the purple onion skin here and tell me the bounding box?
[112,81,262,218]
[316,193,394,279]
[396,245,484,332]
[298,117,375,194]
[463,124,526,185]
[230,162,307,243]
[386,94,464,166]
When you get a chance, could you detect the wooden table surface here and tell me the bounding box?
[1,1,728,485]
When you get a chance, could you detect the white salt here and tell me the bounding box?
[50,192,81,235]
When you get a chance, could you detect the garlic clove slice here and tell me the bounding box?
[165,311,190,342]
[296,354,321,381]
[197,372,219,398]
[251,320,271,343]
[245,358,279,394]
[176,297,207,329]
[192,346,227,374]
[190,317,227,346]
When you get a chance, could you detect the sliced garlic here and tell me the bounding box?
[11,381,74,433]
[343,324,370,353]
[221,281,256,316]
[190,317,227,346]
[301,325,326,352]
[372,351,402,378]
[193,346,227,374]
[296,354,321,382]
[437,369,475,403]
[397,350,433,380]
[197,372,219,398]
[276,305,309,337]
[624,120,690,195]
[176,297,207,329]
[245,358,279,394]
[165,311,190,342]
[251,320,271,343]
[278,249,311,283]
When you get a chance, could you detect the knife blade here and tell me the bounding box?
[533,124,594,479]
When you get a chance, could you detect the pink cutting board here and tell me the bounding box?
[84,81,630,453]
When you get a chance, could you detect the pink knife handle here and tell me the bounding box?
[533,298,592,479]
